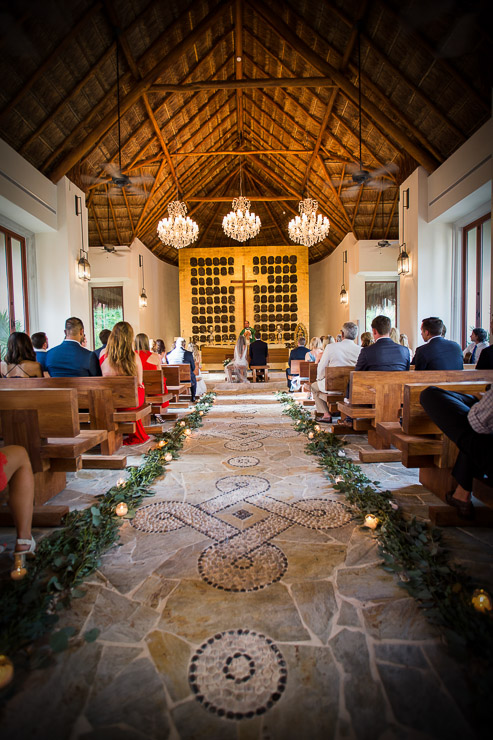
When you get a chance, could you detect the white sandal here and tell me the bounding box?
[15,536,36,556]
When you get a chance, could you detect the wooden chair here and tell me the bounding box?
[250,365,269,382]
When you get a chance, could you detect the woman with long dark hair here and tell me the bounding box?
[100,322,150,445]
[1,332,42,377]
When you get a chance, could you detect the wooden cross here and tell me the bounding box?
[230,264,257,326]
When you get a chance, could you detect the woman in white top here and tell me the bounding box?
[399,333,413,362]
[226,334,249,383]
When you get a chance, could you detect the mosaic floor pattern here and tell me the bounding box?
[1,384,490,740]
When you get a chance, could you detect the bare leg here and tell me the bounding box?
[2,445,34,550]
[451,484,471,503]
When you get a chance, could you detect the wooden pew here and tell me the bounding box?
[143,369,175,424]
[287,360,302,391]
[337,369,493,461]
[387,380,493,526]
[160,365,188,406]
[0,376,153,467]
[0,388,107,507]
[250,365,269,382]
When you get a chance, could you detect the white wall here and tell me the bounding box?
[89,238,179,350]
[309,233,399,342]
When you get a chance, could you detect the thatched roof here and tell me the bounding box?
[0,0,490,264]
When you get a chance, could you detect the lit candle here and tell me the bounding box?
[164,453,173,462]
[179,421,186,427]
[308,431,314,439]
[158,440,167,448]
[0,655,14,689]
[314,424,321,432]
[199,411,204,416]
[364,514,379,530]
[10,553,27,581]
[471,589,493,613]
[184,428,191,436]
[115,502,128,517]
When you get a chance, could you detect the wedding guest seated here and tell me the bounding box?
[31,331,49,370]
[286,336,307,390]
[463,327,488,364]
[167,338,196,401]
[360,332,373,348]
[100,322,150,446]
[411,317,462,370]
[95,328,111,358]
[135,333,162,369]
[355,315,410,371]
[226,334,249,383]
[420,385,493,519]
[155,339,167,364]
[1,332,43,378]
[389,327,400,344]
[188,342,207,396]
[45,317,101,377]
[312,322,361,422]
[476,344,493,369]
[0,445,36,567]
[305,337,323,363]
[249,330,269,381]
[399,333,413,362]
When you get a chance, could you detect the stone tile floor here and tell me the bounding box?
[1,382,492,740]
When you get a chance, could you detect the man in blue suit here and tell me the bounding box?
[31,331,49,372]
[354,315,410,372]
[411,317,463,370]
[45,317,101,377]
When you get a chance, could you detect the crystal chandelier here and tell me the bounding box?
[157,200,199,249]
[223,196,261,241]
[288,198,330,247]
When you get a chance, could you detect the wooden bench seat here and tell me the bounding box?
[389,380,493,526]
[250,365,269,382]
[0,376,152,465]
[0,387,108,509]
[335,369,493,462]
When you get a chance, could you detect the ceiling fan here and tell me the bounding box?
[84,37,152,196]
[335,29,397,196]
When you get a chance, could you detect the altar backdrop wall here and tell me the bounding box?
[179,245,309,346]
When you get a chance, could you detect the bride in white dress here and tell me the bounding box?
[225,334,249,383]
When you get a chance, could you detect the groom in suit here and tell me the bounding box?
[45,317,101,377]
[249,330,269,381]
[411,317,463,370]
[354,315,410,372]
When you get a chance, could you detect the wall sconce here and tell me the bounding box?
[139,254,147,308]
[76,195,91,281]
[397,188,410,276]
[339,250,348,304]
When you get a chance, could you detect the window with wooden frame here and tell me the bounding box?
[91,285,124,346]
[0,226,29,341]
[365,281,397,332]
[461,213,491,346]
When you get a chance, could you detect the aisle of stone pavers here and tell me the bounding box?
[1,388,480,740]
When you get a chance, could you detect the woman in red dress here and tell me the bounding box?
[135,333,169,410]
[100,322,150,445]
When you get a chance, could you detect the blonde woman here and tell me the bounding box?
[305,337,323,363]
[188,342,207,396]
[390,327,400,344]
[399,333,413,362]
[360,332,373,347]
[100,322,149,445]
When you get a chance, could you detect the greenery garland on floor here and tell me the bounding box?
[0,392,217,679]
[276,391,493,719]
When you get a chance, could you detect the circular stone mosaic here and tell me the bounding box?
[131,502,186,533]
[227,456,260,468]
[215,475,270,495]
[268,428,300,438]
[189,630,287,719]
[225,439,264,451]
[293,499,353,529]
[198,542,287,592]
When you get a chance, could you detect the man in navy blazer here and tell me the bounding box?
[249,330,269,380]
[166,338,197,401]
[45,317,101,377]
[286,336,307,389]
[411,317,463,370]
[354,315,410,372]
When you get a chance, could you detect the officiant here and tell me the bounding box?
[239,320,256,343]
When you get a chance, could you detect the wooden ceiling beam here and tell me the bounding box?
[106,184,123,245]
[90,203,105,245]
[247,0,439,172]
[317,156,353,232]
[369,190,382,239]
[186,196,299,202]
[235,0,244,140]
[48,0,231,183]
[148,77,337,93]
[244,170,289,246]
[121,186,135,240]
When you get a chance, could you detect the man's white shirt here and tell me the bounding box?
[316,339,361,392]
